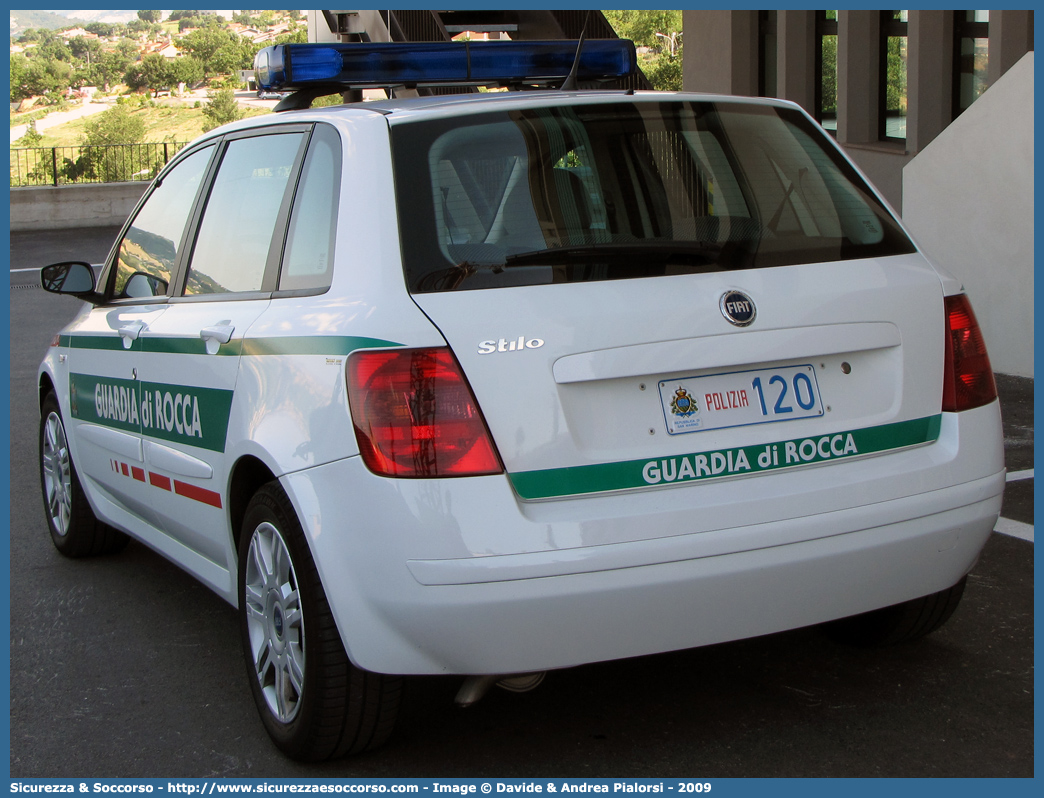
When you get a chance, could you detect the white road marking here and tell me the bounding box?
[994,518,1034,543]
[1006,469,1033,482]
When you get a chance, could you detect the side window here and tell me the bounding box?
[278,125,341,292]
[183,132,305,296]
[112,144,214,299]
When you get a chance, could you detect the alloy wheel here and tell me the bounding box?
[41,411,72,537]
[243,521,306,723]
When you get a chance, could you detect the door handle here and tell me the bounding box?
[118,320,146,349]
[200,321,234,354]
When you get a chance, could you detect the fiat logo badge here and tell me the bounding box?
[720,291,756,327]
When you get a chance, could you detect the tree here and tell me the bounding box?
[648,54,682,92]
[84,22,117,37]
[127,18,160,36]
[137,11,163,24]
[115,38,141,62]
[68,36,103,64]
[83,104,146,146]
[96,47,136,90]
[603,10,684,92]
[124,53,173,94]
[10,54,29,101]
[201,87,244,133]
[69,104,150,183]
[885,37,907,117]
[168,56,204,88]
[16,120,44,147]
[178,27,247,79]
[821,35,837,117]
[11,55,73,100]
[122,53,201,95]
[275,29,308,46]
[35,34,73,63]
[603,10,682,51]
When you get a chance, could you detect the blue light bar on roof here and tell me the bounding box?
[254,40,637,92]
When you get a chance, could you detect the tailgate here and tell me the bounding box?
[412,255,945,498]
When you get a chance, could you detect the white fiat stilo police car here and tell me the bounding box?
[38,40,1005,760]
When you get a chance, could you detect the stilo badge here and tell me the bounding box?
[720,290,757,327]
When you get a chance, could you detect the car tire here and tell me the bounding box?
[238,482,401,760]
[822,577,967,647]
[39,391,128,558]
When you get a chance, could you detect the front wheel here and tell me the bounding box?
[822,577,967,647]
[39,391,127,558]
[238,482,401,760]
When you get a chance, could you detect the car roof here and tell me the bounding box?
[334,89,797,121]
[200,89,802,144]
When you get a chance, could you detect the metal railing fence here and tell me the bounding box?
[10,142,191,187]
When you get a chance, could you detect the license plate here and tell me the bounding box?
[659,364,824,435]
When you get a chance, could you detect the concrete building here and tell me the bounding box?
[682,9,1033,377]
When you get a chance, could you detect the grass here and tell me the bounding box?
[14,100,272,149]
[10,108,50,128]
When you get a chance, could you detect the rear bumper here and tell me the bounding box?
[284,405,1004,675]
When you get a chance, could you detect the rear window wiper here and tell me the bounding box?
[503,240,724,268]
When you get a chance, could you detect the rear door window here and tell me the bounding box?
[182,132,306,296]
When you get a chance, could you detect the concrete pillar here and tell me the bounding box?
[989,10,1034,85]
[837,10,880,144]
[307,10,340,42]
[682,10,758,96]
[775,11,816,112]
[907,10,953,152]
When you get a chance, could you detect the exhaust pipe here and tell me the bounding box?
[454,672,546,707]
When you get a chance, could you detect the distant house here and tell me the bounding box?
[142,37,180,60]
[228,23,261,39]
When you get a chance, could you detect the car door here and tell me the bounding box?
[65,143,216,534]
[132,127,311,574]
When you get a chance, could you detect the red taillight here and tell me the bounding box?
[942,294,997,412]
[346,348,503,478]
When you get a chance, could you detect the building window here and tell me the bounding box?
[880,10,908,141]
[954,10,989,118]
[759,10,777,98]
[815,10,838,133]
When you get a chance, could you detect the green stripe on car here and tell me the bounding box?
[61,333,401,356]
[240,336,401,356]
[508,415,943,500]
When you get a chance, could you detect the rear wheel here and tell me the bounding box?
[238,482,401,760]
[823,577,967,647]
[39,391,127,558]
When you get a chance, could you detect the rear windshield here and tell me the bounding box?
[391,99,916,293]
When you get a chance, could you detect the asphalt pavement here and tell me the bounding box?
[7,227,1034,778]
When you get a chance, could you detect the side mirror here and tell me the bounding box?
[124,271,169,298]
[40,261,96,296]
